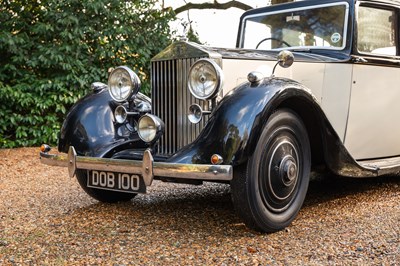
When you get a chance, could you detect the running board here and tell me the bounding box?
[357,156,400,176]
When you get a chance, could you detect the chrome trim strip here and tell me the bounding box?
[40,146,233,183]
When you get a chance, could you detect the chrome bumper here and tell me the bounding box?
[39,146,233,186]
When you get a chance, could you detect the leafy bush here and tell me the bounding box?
[0,0,174,148]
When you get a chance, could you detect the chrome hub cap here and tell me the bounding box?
[280,155,298,185]
[260,138,300,213]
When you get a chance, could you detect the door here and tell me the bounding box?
[345,4,400,160]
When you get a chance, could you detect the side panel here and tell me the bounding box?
[222,59,352,141]
[345,64,400,159]
[222,58,324,103]
[221,59,274,91]
[321,63,353,141]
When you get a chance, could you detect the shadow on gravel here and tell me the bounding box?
[304,173,400,207]
[63,183,246,236]
[61,174,399,236]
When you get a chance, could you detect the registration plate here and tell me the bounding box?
[87,170,146,194]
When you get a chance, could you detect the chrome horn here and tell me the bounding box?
[188,104,211,124]
[114,105,139,124]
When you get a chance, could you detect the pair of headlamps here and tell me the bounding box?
[108,66,163,143]
[109,58,223,103]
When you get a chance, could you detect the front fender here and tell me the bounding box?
[58,89,148,157]
[168,77,319,166]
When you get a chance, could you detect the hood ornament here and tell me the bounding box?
[178,21,189,42]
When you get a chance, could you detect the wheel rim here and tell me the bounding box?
[259,133,301,213]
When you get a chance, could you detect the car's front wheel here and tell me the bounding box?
[76,170,137,203]
[231,109,311,232]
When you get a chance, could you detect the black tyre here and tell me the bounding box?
[76,170,137,203]
[231,109,311,232]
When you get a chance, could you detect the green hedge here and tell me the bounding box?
[0,0,174,148]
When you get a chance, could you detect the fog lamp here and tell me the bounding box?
[138,114,164,143]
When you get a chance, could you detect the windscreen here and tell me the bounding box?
[241,3,349,51]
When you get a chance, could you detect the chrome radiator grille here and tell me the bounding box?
[151,58,209,156]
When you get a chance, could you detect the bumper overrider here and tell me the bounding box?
[39,146,233,189]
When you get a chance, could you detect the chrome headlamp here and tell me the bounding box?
[138,114,164,143]
[108,66,141,102]
[188,59,223,100]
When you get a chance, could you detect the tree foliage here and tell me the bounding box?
[0,0,174,148]
[174,0,253,14]
[173,0,293,14]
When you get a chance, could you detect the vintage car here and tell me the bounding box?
[40,0,400,233]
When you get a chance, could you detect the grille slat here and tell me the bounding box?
[171,59,176,153]
[176,59,183,149]
[162,61,167,154]
[151,58,207,156]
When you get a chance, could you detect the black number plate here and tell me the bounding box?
[87,170,146,194]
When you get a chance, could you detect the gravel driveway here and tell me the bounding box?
[0,148,399,265]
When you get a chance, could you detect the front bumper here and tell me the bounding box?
[39,146,233,186]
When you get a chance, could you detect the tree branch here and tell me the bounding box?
[174,0,253,15]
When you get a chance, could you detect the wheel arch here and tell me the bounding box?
[237,83,327,170]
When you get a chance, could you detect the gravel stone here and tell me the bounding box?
[0,148,399,265]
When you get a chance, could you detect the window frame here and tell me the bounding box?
[355,2,399,58]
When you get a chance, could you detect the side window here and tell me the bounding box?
[357,6,396,56]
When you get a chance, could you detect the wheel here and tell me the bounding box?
[231,109,311,232]
[256,37,291,49]
[76,170,137,203]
